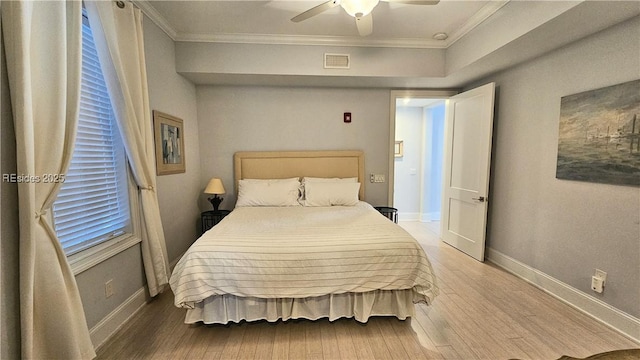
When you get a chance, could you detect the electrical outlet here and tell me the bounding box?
[105,280,114,298]
[591,276,604,293]
[591,269,607,293]
[595,269,607,282]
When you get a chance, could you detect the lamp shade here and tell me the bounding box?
[204,178,225,195]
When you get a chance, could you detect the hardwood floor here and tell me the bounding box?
[95,221,638,360]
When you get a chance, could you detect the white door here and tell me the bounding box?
[441,83,495,261]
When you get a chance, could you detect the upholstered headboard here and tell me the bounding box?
[233,150,365,200]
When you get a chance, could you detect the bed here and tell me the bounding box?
[169,150,438,324]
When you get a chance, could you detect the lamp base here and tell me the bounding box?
[208,195,223,211]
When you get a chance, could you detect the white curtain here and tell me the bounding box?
[85,1,170,296]
[2,1,96,359]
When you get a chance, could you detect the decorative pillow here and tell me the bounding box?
[236,178,301,207]
[303,182,361,207]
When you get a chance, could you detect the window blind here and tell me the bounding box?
[53,11,130,255]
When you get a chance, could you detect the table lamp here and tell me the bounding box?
[204,178,225,211]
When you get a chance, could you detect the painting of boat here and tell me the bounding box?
[556,79,640,187]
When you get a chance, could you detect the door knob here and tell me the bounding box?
[472,196,485,202]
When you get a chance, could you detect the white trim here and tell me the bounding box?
[446,1,510,46]
[487,248,640,344]
[398,212,420,222]
[68,234,141,275]
[174,32,447,49]
[133,0,506,49]
[90,287,147,351]
[420,212,440,222]
[133,0,177,39]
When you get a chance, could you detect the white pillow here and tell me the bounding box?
[236,178,301,207]
[301,177,358,200]
[303,182,361,207]
[302,177,358,183]
[243,177,300,183]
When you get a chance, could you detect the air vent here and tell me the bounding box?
[324,53,350,69]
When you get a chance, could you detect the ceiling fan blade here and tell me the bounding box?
[382,0,439,4]
[355,13,373,36]
[291,0,341,22]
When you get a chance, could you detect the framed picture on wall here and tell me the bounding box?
[153,111,186,175]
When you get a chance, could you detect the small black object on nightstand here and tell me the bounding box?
[374,206,398,223]
[201,210,231,235]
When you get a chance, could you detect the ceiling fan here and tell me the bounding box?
[291,0,440,37]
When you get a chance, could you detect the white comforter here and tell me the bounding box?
[170,202,438,309]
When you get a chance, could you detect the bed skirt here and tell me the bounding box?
[184,289,422,324]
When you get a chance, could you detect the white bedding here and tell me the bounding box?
[170,202,438,310]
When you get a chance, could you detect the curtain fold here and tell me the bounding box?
[2,1,96,359]
[85,1,170,296]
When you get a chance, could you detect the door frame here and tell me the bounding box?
[388,90,458,206]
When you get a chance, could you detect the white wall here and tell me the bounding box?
[475,16,640,319]
[394,106,424,219]
[196,86,390,207]
[422,103,445,221]
[394,104,445,222]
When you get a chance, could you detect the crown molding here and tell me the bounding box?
[134,0,508,49]
[174,32,448,49]
[447,0,510,46]
[133,0,177,39]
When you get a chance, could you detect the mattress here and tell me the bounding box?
[170,202,438,314]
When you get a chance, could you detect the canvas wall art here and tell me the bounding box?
[556,80,640,187]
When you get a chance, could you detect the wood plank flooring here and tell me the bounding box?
[95,221,638,360]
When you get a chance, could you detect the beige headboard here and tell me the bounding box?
[234,150,365,200]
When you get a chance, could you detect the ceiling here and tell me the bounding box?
[135,1,639,88]
[136,0,507,48]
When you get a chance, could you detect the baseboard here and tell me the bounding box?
[487,248,640,344]
[399,213,439,222]
[420,212,440,222]
[398,212,420,221]
[90,287,147,351]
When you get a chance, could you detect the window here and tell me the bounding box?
[53,10,131,256]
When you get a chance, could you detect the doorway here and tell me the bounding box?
[389,84,496,262]
[388,90,456,235]
[394,99,445,222]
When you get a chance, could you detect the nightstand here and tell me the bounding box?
[374,206,398,223]
[201,210,231,235]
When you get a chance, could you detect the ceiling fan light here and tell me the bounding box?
[341,0,379,17]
